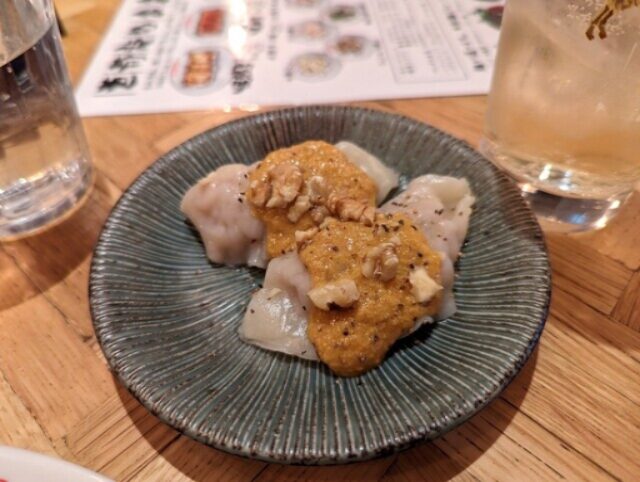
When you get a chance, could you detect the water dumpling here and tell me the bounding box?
[181,141,399,267]
[239,252,317,360]
[239,175,474,375]
[181,164,267,267]
[382,175,475,318]
[335,141,399,203]
[181,141,474,375]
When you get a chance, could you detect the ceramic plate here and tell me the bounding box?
[0,446,112,482]
[90,106,550,464]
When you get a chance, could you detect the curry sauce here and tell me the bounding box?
[300,215,442,376]
[247,140,442,376]
[247,141,376,258]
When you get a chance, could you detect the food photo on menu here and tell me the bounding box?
[2,0,638,481]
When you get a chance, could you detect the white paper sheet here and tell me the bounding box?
[75,0,504,117]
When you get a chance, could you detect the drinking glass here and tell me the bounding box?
[0,0,93,240]
[480,0,640,232]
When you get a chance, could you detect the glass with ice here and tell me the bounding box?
[480,0,640,232]
[0,0,93,239]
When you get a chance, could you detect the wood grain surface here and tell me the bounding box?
[1,1,638,480]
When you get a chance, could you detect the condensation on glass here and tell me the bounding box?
[0,0,93,239]
[480,0,640,232]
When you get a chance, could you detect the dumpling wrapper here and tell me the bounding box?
[181,143,398,268]
[382,175,474,262]
[239,252,317,360]
[335,141,399,204]
[240,174,475,361]
[382,175,474,318]
[181,164,267,268]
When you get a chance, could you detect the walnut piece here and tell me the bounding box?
[362,237,400,282]
[249,180,271,207]
[409,267,442,304]
[319,215,336,229]
[326,193,375,224]
[265,163,303,208]
[295,226,319,248]
[288,195,311,222]
[361,206,376,226]
[327,193,365,220]
[306,175,328,203]
[308,279,359,311]
[374,212,388,223]
[286,176,329,223]
[310,206,329,224]
[250,163,377,230]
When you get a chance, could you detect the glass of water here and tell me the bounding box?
[480,0,640,232]
[0,0,93,240]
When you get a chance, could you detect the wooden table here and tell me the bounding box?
[2,1,639,480]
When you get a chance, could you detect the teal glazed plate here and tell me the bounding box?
[89,106,550,464]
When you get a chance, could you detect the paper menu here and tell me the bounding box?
[75,0,504,117]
